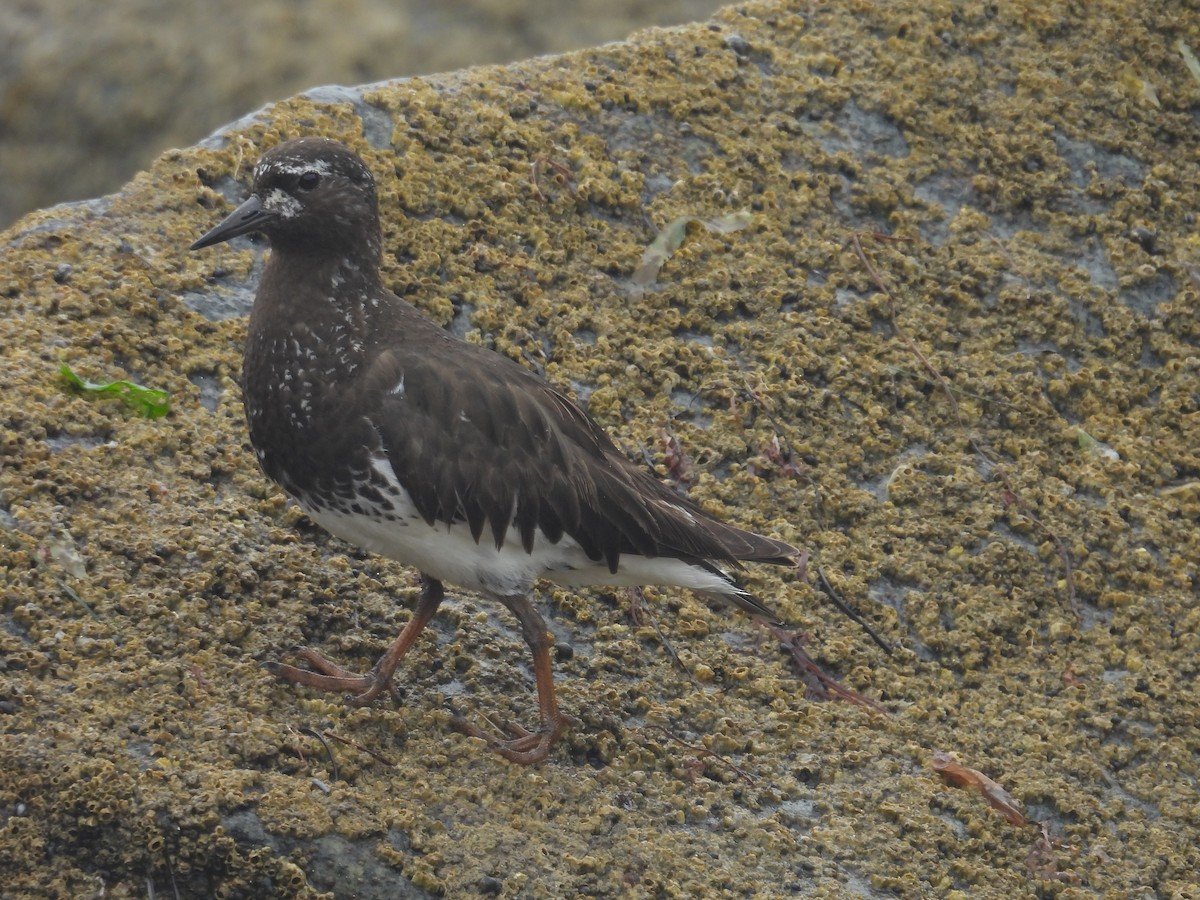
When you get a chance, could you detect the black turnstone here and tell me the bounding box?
[191,137,800,764]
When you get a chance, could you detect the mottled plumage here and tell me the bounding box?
[191,137,799,763]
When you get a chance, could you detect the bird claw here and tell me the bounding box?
[264,648,400,706]
[451,712,573,765]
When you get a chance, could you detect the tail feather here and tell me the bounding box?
[721,527,800,567]
[694,558,789,622]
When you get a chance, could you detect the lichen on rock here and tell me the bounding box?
[2,1,1199,897]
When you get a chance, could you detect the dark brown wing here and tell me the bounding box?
[358,324,797,573]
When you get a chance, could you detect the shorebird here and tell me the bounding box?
[191,137,800,763]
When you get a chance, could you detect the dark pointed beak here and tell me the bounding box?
[190,195,275,250]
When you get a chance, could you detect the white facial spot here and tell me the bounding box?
[389,375,405,396]
[264,188,302,219]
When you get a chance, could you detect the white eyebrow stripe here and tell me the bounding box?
[271,160,334,177]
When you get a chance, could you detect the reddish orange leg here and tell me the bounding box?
[453,594,575,764]
[266,578,445,707]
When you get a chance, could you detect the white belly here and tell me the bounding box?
[298,487,735,601]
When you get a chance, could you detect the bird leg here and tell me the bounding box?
[266,577,445,707]
[454,594,574,765]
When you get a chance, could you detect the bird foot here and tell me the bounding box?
[452,712,574,765]
[264,648,400,707]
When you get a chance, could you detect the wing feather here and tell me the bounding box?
[355,330,797,571]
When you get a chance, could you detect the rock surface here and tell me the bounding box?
[2,1,1199,897]
[0,0,717,228]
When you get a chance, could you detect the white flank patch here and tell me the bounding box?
[296,454,740,601]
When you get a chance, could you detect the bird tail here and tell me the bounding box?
[693,553,796,622]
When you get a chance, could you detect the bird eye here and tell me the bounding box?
[297,171,320,190]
